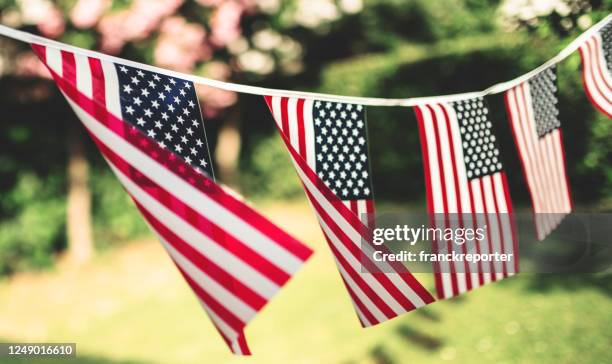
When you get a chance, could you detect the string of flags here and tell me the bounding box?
[0,14,610,355]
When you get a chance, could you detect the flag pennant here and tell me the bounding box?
[265,95,435,327]
[505,66,573,240]
[414,97,518,300]
[579,19,612,118]
[31,43,313,355]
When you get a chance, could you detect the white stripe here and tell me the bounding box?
[62,96,303,275]
[492,173,516,274]
[420,106,444,213]
[445,104,477,291]
[543,133,564,215]
[196,298,239,347]
[582,40,612,114]
[552,130,571,213]
[317,215,407,316]
[100,60,122,117]
[481,175,504,280]
[271,97,283,129]
[289,156,427,307]
[593,35,612,96]
[45,46,62,76]
[3,15,610,106]
[105,160,279,302]
[303,99,316,170]
[74,53,93,98]
[287,97,300,151]
[62,100,297,290]
[470,179,492,283]
[159,237,257,323]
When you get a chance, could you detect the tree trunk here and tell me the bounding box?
[66,126,94,264]
[214,109,241,190]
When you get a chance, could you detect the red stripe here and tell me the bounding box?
[61,51,77,86]
[585,40,612,106]
[557,130,573,210]
[280,97,289,134]
[489,174,509,277]
[337,274,379,326]
[88,57,106,106]
[440,104,472,291]
[296,98,307,158]
[35,59,312,266]
[505,89,541,238]
[427,104,458,298]
[134,202,268,310]
[30,44,46,61]
[93,137,292,286]
[579,45,612,118]
[592,36,612,92]
[304,187,419,314]
[466,180,485,286]
[501,172,519,273]
[414,106,444,296]
[478,178,497,280]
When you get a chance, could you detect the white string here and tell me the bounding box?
[0,14,610,107]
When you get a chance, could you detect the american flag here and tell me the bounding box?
[414,97,518,300]
[265,95,435,327]
[31,44,313,355]
[505,67,572,240]
[579,20,612,118]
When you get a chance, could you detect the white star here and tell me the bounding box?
[168,105,175,112]
[185,156,192,164]
[152,100,160,108]
[136,117,145,126]
[186,128,194,136]
[351,112,358,119]
[181,136,188,144]
[364,187,370,195]
[191,119,199,127]
[123,85,133,93]
[173,96,181,104]
[136,70,145,77]
[141,88,150,97]
[148,80,156,88]
[175,144,183,153]
[144,109,153,117]
[183,108,190,116]
[169,78,176,85]
[177,116,184,124]
[147,129,156,138]
[158,92,166,100]
[196,139,203,147]
[165,132,172,140]
[153,74,161,81]
[133,97,142,106]
[171,124,178,132]
[119,66,128,73]
[188,100,195,108]
[131,76,140,85]
[161,112,169,121]
[155,120,162,129]
[164,85,171,92]
[180,89,186,96]
[158,141,166,149]
[125,105,135,114]
[342,189,348,196]
[190,147,197,155]
[200,158,208,167]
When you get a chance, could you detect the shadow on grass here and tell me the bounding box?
[522,273,612,297]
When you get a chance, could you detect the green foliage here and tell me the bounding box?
[0,173,66,274]
[239,135,304,200]
[90,167,150,249]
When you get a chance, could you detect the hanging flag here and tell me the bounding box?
[414,97,518,300]
[31,43,313,355]
[579,19,612,118]
[505,67,572,240]
[265,95,435,327]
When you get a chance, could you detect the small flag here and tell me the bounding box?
[414,97,518,300]
[265,95,435,327]
[31,43,313,355]
[579,19,612,118]
[505,66,572,240]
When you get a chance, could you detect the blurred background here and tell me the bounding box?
[0,0,611,363]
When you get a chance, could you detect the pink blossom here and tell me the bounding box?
[14,52,52,79]
[70,0,110,29]
[37,7,65,38]
[210,1,244,47]
[196,85,237,118]
[154,17,211,72]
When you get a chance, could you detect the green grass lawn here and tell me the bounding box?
[0,202,610,364]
